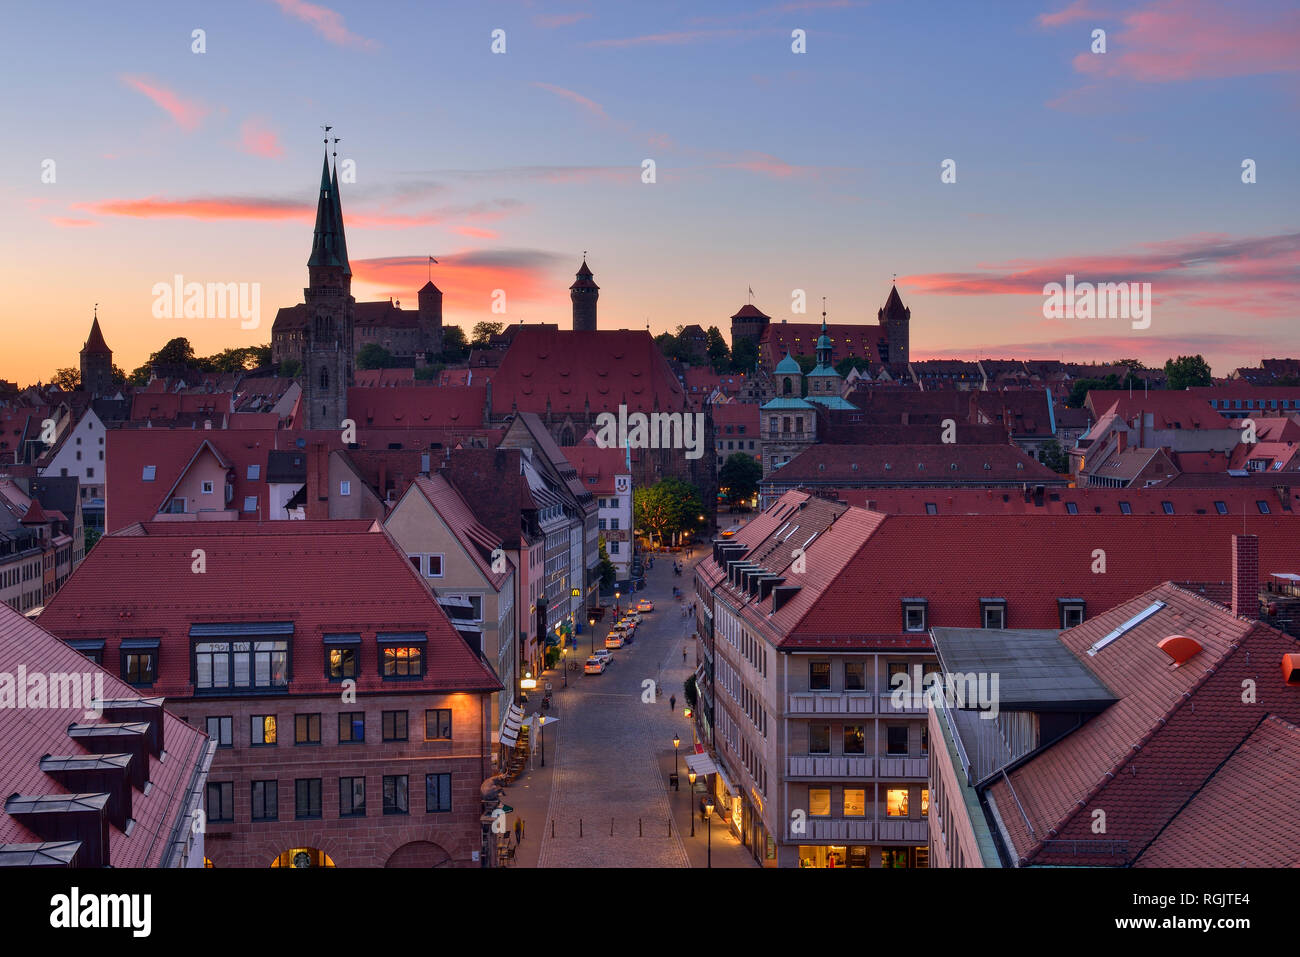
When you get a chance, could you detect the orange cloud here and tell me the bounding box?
[75,196,310,221]
[47,217,99,228]
[120,75,208,131]
[269,0,378,50]
[351,250,568,310]
[239,118,285,159]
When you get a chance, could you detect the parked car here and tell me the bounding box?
[584,655,608,675]
[623,611,643,625]
[636,599,654,613]
[605,633,625,649]
[592,649,613,666]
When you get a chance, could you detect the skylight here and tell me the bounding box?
[1087,600,1166,656]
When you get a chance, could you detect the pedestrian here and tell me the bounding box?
[514,818,522,845]
[670,693,676,712]
[682,646,688,663]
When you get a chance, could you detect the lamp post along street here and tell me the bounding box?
[705,798,714,868]
[688,771,697,836]
[589,617,595,655]
[539,715,546,767]
[673,735,680,790]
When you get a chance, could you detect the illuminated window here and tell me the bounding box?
[922,789,930,817]
[844,725,865,754]
[809,788,831,817]
[844,789,866,817]
[886,789,909,817]
[251,714,277,746]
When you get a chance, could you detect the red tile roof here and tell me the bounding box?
[1086,391,1232,430]
[408,474,511,589]
[81,317,111,354]
[491,327,687,416]
[559,445,629,495]
[348,385,487,428]
[0,603,210,867]
[38,521,502,696]
[769,443,1062,485]
[830,485,1300,516]
[760,321,886,367]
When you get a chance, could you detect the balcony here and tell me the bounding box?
[783,818,930,844]
[877,819,930,843]
[787,756,873,778]
[877,693,928,715]
[877,756,929,779]
[787,692,874,716]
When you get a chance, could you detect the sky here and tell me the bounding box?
[1,0,1297,384]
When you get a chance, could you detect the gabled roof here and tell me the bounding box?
[1087,391,1232,430]
[560,445,629,494]
[769,443,1062,485]
[407,474,512,589]
[349,385,486,428]
[731,304,770,321]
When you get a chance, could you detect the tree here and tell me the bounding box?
[634,477,705,546]
[730,336,758,373]
[439,326,469,363]
[654,331,690,364]
[835,356,872,377]
[50,368,80,391]
[414,364,444,381]
[153,337,198,368]
[471,321,504,347]
[204,346,266,372]
[110,364,128,387]
[1039,438,1070,473]
[1164,354,1213,390]
[706,326,730,372]
[597,536,617,590]
[719,452,762,507]
[278,358,302,379]
[356,343,397,370]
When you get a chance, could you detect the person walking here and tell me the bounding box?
[670,693,677,712]
[683,646,688,663]
[514,818,523,845]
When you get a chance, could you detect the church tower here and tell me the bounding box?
[418,280,443,360]
[303,151,355,431]
[879,284,910,369]
[570,258,599,331]
[79,308,114,396]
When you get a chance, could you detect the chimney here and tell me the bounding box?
[1232,533,1259,619]
[307,442,330,521]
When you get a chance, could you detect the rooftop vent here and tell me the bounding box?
[1283,654,1300,685]
[1156,634,1203,665]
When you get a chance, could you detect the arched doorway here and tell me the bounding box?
[385,840,452,868]
[270,847,337,868]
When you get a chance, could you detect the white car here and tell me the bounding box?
[605,633,625,649]
[583,656,608,675]
[591,649,614,667]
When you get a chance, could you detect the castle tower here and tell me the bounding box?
[570,258,599,331]
[879,284,910,368]
[79,308,114,396]
[303,151,355,431]
[730,302,770,353]
[418,280,443,359]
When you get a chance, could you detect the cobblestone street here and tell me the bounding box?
[504,548,757,868]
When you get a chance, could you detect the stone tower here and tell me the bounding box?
[879,284,910,369]
[570,258,598,331]
[303,153,355,431]
[79,309,114,396]
[730,302,770,353]
[418,280,443,359]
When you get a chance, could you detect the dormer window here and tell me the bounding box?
[902,599,928,633]
[980,598,1007,629]
[1058,599,1086,629]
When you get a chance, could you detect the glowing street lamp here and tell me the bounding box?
[705,798,715,868]
[688,771,698,836]
[538,714,547,767]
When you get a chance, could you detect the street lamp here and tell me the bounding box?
[673,735,680,780]
[538,714,546,768]
[688,771,697,836]
[704,798,715,868]
[561,645,568,687]
[589,617,595,655]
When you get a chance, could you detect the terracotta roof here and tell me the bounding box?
[409,474,511,588]
[1136,716,1300,867]
[0,602,210,867]
[354,368,416,388]
[731,304,770,320]
[81,317,111,355]
[560,445,629,495]
[761,322,886,367]
[38,521,502,696]
[831,485,1299,516]
[1086,391,1232,430]
[491,327,685,416]
[769,443,1062,485]
[348,385,486,428]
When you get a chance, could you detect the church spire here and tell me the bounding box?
[331,156,351,276]
[308,149,348,272]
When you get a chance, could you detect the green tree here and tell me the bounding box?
[597,536,617,590]
[471,321,504,347]
[154,337,198,368]
[414,363,444,381]
[51,368,80,391]
[719,452,762,507]
[356,343,397,370]
[654,331,690,363]
[1164,354,1213,390]
[439,326,469,363]
[278,358,302,379]
[706,326,730,372]
[835,356,872,377]
[634,478,705,546]
[1039,438,1070,473]
[729,336,758,374]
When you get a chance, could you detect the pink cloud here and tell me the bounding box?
[1068,0,1300,82]
[120,75,208,131]
[75,196,310,221]
[534,12,591,28]
[531,82,609,122]
[1038,0,1106,28]
[239,118,285,159]
[46,217,99,229]
[351,250,566,308]
[269,0,379,50]
[586,29,756,48]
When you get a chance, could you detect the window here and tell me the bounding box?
[206,782,234,823]
[1065,502,1078,514]
[294,713,321,745]
[194,639,288,691]
[921,725,929,755]
[383,775,409,815]
[142,465,156,481]
[382,710,408,741]
[1215,501,1228,515]
[809,661,830,691]
[844,789,866,817]
[1060,601,1085,629]
[809,724,831,754]
[426,773,452,813]
[1161,501,1174,515]
[425,554,443,578]
[844,661,865,690]
[122,649,157,685]
[340,777,365,817]
[339,711,365,743]
[295,778,322,819]
[903,601,927,633]
[243,496,258,513]
[251,714,277,746]
[251,780,278,821]
[1257,500,1271,514]
[887,725,909,756]
[339,480,351,496]
[808,788,830,817]
[844,725,865,754]
[206,716,232,748]
[425,709,451,740]
[886,788,909,817]
[1119,501,1132,514]
[201,480,214,494]
[981,600,1006,629]
[246,465,260,481]
[921,789,930,817]
[380,642,425,678]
